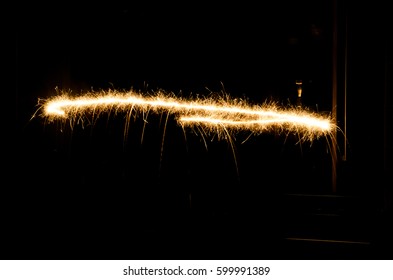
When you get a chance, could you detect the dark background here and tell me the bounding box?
[7,1,392,259]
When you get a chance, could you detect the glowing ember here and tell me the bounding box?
[35,88,337,143]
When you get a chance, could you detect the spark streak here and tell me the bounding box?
[37,88,337,143]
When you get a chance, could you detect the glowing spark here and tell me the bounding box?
[36,89,337,143]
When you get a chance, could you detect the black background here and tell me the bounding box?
[8,1,393,259]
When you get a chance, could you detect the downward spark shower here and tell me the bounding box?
[37,88,337,143]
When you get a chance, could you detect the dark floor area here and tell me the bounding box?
[2,186,392,260]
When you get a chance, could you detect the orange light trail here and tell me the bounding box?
[37,89,337,143]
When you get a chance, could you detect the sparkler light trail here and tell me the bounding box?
[36,88,338,143]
